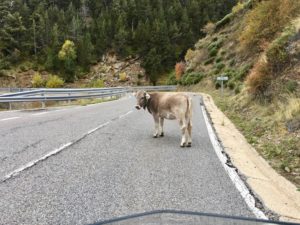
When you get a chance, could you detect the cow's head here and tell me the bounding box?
[134,90,150,110]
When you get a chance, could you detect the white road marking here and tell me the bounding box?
[87,122,110,135]
[2,110,133,183]
[0,117,20,121]
[2,142,72,182]
[119,110,133,119]
[200,104,267,219]
[32,112,49,116]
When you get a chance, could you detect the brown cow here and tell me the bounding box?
[134,90,193,147]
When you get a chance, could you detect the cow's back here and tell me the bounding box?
[150,92,190,119]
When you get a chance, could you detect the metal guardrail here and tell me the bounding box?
[0,87,38,93]
[0,86,177,109]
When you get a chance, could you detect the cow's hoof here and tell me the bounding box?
[180,144,186,148]
[160,132,164,137]
[187,142,192,147]
[153,134,158,138]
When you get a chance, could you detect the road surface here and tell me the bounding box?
[0,94,254,225]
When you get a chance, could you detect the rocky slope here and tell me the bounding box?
[0,52,147,88]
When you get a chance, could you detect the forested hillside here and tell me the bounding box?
[0,0,236,84]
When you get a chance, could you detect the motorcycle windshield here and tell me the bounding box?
[91,210,300,225]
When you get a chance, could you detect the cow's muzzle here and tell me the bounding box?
[135,105,141,110]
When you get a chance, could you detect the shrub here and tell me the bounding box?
[215,56,223,63]
[209,47,218,57]
[46,75,64,88]
[285,80,298,93]
[215,13,234,30]
[32,63,39,71]
[236,63,253,80]
[0,70,10,77]
[32,73,45,88]
[228,80,236,90]
[90,79,104,88]
[266,26,296,72]
[20,65,27,72]
[220,50,226,56]
[204,57,215,65]
[224,68,237,79]
[246,60,272,97]
[185,49,195,61]
[215,62,225,71]
[208,39,223,51]
[119,72,127,82]
[0,58,10,70]
[202,22,216,35]
[137,74,144,79]
[175,62,185,81]
[192,49,209,65]
[167,72,177,85]
[215,82,221,89]
[229,59,236,66]
[234,84,242,94]
[180,72,204,86]
[232,2,245,14]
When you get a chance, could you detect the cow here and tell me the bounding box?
[134,90,193,147]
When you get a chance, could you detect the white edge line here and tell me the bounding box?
[2,110,133,182]
[0,117,20,121]
[200,104,267,219]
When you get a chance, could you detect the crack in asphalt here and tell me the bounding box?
[13,139,43,156]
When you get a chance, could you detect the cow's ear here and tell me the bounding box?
[145,92,151,100]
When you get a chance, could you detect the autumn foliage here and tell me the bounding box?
[246,60,272,97]
[175,62,185,81]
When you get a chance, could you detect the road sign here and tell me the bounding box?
[217,75,228,96]
[217,76,228,81]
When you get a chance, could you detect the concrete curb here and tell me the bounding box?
[200,93,300,223]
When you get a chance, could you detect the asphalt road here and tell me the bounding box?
[0,94,254,225]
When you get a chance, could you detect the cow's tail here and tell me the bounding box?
[186,96,193,122]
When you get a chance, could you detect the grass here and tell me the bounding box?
[182,80,300,187]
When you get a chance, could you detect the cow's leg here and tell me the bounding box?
[187,121,192,147]
[153,115,159,138]
[179,119,188,147]
[159,117,164,137]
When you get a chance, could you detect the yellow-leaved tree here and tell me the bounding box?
[58,40,77,81]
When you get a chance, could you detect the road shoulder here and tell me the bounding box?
[201,93,300,223]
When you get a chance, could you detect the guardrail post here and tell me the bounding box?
[9,102,12,110]
[41,92,46,109]
[68,93,71,105]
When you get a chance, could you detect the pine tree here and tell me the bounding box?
[78,32,94,70]
[45,24,60,71]
[113,14,129,56]
[0,0,26,64]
